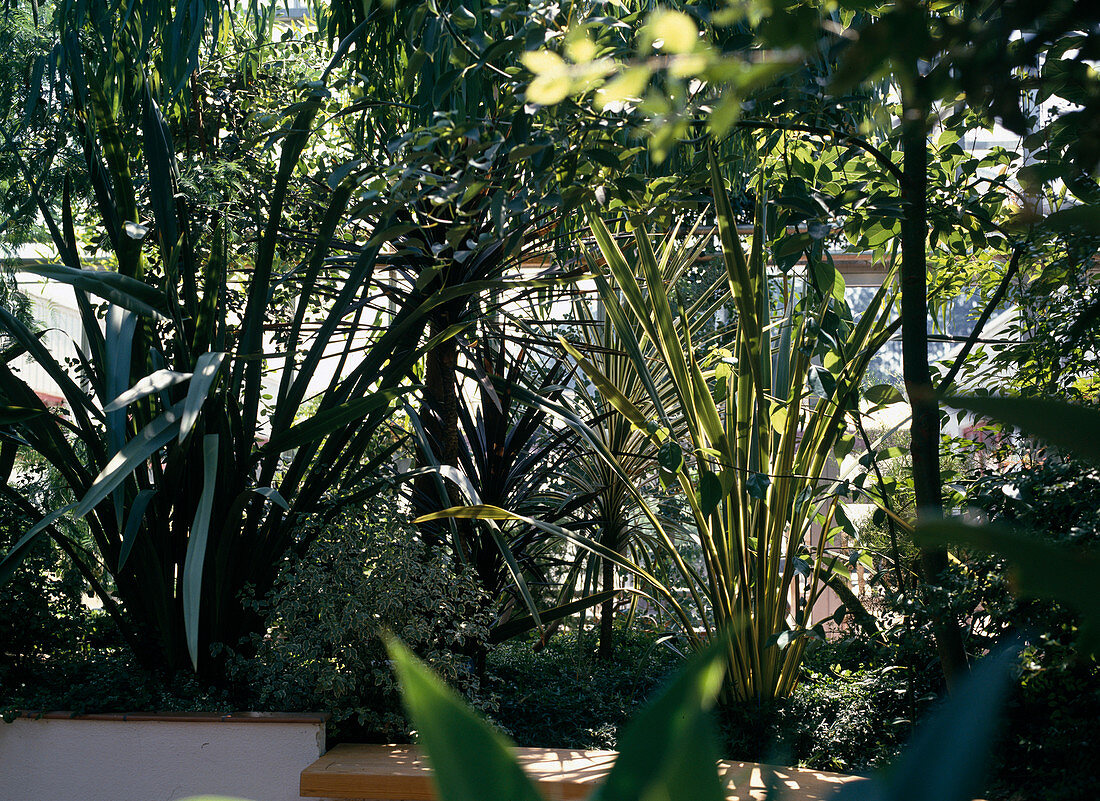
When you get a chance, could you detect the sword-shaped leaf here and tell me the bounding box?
[183,434,219,671]
[105,369,192,412]
[18,263,168,318]
[388,639,544,801]
[72,402,185,519]
[178,352,226,443]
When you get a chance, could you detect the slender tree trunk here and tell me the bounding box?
[899,84,970,690]
[413,311,464,546]
[598,545,615,660]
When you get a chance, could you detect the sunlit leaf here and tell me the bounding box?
[646,10,698,54]
[104,369,192,412]
[73,403,185,519]
[388,639,543,801]
[179,352,226,443]
[596,66,652,108]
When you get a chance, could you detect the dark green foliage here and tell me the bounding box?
[1,647,232,721]
[0,498,89,691]
[959,458,1100,799]
[390,631,730,801]
[223,496,494,742]
[486,627,680,750]
[778,665,912,773]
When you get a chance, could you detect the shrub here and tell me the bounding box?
[1,647,232,720]
[223,497,494,742]
[0,463,94,694]
[486,626,681,750]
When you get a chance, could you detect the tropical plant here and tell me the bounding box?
[568,161,898,704]
[408,316,600,644]
[0,0,498,678]
[424,159,898,705]
[390,628,1022,801]
[547,232,720,658]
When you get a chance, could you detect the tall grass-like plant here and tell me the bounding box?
[423,159,897,703]
[457,158,899,704]
[549,234,725,657]
[0,1,509,677]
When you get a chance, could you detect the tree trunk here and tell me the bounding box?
[899,87,970,690]
[598,548,615,660]
[413,311,464,547]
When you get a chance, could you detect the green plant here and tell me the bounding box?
[564,159,897,705]
[0,1,498,678]
[392,632,732,801]
[223,495,494,741]
[486,626,680,750]
[427,160,898,706]
[390,627,1022,801]
[549,247,710,659]
[0,468,89,688]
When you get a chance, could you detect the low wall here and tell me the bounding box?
[0,712,328,801]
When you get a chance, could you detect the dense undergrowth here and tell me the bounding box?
[3,380,1098,800]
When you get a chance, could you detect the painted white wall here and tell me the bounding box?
[0,716,327,801]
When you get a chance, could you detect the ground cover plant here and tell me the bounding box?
[1,1,1099,800]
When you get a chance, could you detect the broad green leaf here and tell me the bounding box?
[646,10,698,54]
[594,632,728,801]
[178,352,226,443]
[387,639,544,801]
[943,395,1100,462]
[1042,204,1100,236]
[658,440,684,473]
[698,469,723,516]
[596,66,652,108]
[917,519,1100,655]
[183,434,219,671]
[522,51,570,105]
[528,73,571,105]
[865,383,905,406]
[746,471,770,500]
[565,31,598,63]
[73,403,185,518]
[17,263,168,318]
[521,50,565,75]
[104,369,192,412]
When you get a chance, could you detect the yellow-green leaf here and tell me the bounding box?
[648,10,698,54]
[528,72,572,105]
[597,66,652,108]
[521,50,566,75]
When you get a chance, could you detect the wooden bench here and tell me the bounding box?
[300,743,868,801]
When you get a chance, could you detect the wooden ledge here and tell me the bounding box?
[300,744,868,801]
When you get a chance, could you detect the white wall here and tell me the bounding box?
[0,714,327,801]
